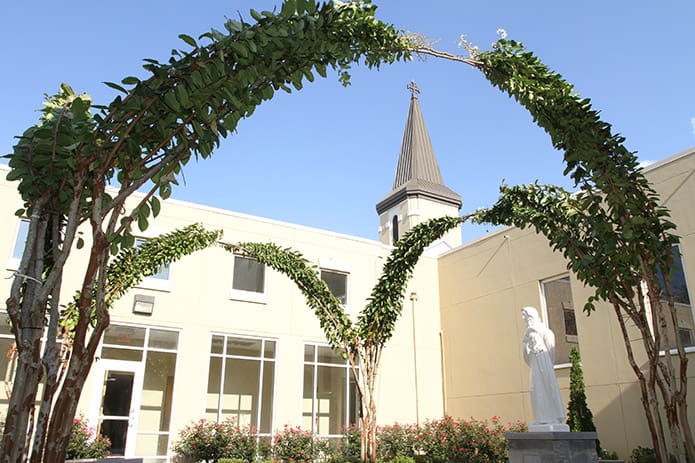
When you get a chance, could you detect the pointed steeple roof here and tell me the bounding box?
[376,83,462,215]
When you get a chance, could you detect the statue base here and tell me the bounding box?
[528,423,570,432]
[505,431,598,463]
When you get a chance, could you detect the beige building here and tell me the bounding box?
[0,89,694,461]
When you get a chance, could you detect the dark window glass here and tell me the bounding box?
[233,256,265,293]
[321,270,347,305]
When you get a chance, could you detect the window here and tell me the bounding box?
[206,335,276,434]
[302,344,359,436]
[8,219,30,268]
[656,245,694,348]
[392,215,399,244]
[97,324,179,461]
[541,275,579,365]
[320,270,348,305]
[231,256,266,303]
[135,238,170,281]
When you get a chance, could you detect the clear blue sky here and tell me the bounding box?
[2,1,694,243]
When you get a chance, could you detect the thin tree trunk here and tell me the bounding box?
[29,250,64,463]
[612,303,669,461]
[1,338,43,463]
[42,319,108,463]
[1,212,51,463]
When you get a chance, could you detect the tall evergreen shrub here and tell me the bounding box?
[566,346,601,455]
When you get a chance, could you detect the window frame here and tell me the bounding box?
[539,274,579,369]
[653,244,695,353]
[7,218,30,270]
[205,333,277,435]
[94,323,180,460]
[133,237,172,292]
[230,254,267,304]
[319,268,349,306]
[302,343,359,438]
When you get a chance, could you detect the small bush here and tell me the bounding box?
[219,459,247,463]
[629,446,656,463]
[66,415,111,460]
[223,424,259,462]
[172,419,230,463]
[416,415,526,463]
[377,423,417,460]
[600,448,619,460]
[325,425,361,463]
[272,425,315,463]
[389,456,415,463]
[257,435,273,461]
[172,419,259,463]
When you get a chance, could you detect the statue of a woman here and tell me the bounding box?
[521,306,566,427]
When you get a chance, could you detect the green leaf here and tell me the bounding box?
[151,196,161,218]
[137,214,149,232]
[179,34,197,48]
[164,91,181,111]
[104,81,128,94]
[121,76,140,85]
[249,9,263,21]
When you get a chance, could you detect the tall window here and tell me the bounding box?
[656,245,694,348]
[541,275,578,365]
[98,324,179,460]
[206,335,276,434]
[320,270,348,305]
[392,215,399,244]
[302,344,359,436]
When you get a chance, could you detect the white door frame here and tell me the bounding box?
[89,359,144,457]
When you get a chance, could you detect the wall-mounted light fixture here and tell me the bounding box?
[132,294,155,315]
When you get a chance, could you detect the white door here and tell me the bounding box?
[90,359,144,457]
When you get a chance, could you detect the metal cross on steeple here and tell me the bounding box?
[407,81,420,99]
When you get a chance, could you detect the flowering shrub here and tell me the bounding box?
[416,415,526,463]
[66,415,111,460]
[272,425,315,463]
[172,419,259,463]
[325,425,361,463]
[377,423,417,460]
[173,417,525,463]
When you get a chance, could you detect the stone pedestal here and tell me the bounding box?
[505,431,598,463]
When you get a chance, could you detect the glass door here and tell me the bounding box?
[90,360,143,457]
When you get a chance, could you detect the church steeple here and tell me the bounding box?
[376,83,462,248]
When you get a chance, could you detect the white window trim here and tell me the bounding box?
[319,267,350,310]
[136,274,172,292]
[318,258,351,274]
[230,255,267,304]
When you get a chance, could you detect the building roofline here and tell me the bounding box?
[640,146,695,173]
[0,163,389,248]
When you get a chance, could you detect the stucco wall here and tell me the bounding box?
[438,147,695,458]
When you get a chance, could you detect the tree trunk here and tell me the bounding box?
[42,316,108,463]
[0,335,43,463]
[30,277,65,463]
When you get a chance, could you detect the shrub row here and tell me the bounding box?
[173,416,527,463]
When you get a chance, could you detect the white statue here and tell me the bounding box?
[521,306,568,430]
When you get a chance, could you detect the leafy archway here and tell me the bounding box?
[419,36,693,462]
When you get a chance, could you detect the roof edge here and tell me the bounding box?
[376,184,462,215]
